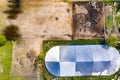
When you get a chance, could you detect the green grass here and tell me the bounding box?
[104,1,113,5]
[36,39,120,80]
[62,0,69,2]
[114,2,120,27]
[115,16,120,27]
[105,16,113,30]
[113,2,120,33]
[0,42,13,80]
[0,74,31,80]
[104,1,113,34]
[0,42,13,74]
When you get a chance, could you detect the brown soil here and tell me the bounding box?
[73,2,105,39]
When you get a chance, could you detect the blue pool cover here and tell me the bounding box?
[45,45,120,76]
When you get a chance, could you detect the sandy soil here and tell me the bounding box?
[0,0,8,8]
[7,0,73,77]
[0,0,73,78]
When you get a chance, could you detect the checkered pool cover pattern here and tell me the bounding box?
[45,45,120,76]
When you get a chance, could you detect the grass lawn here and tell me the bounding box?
[114,2,120,32]
[36,39,120,80]
[0,42,13,80]
[105,16,113,31]
[0,42,13,74]
[104,1,113,34]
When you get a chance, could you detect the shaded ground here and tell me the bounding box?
[73,1,105,39]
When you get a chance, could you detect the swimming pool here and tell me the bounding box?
[45,45,120,76]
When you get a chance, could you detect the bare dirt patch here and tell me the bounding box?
[9,1,72,78]
[11,38,41,78]
[73,1,105,39]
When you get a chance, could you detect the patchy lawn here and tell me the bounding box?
[104,2,113,34]
[0,42,32,80]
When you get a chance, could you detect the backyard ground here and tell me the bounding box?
[6,0,73,78]
[0,0,120,80]
[73,1,105,39]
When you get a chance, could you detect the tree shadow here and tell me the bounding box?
[3,25,21,41]
[3,0,22,19]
